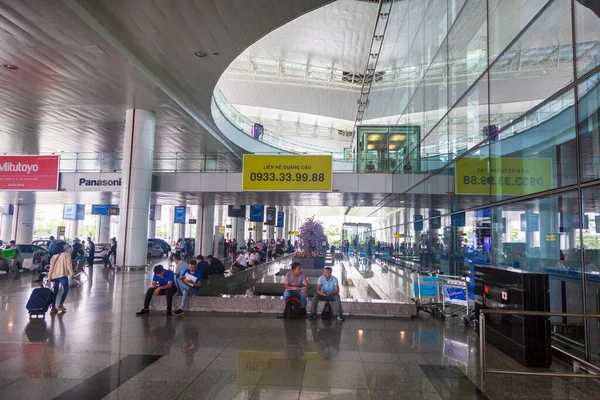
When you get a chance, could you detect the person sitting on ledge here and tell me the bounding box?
[308,266,345,322]
[136,264,177,316]
[174,260,202,316]
[233,251,247,271]
[207,255,225,274]
[284,262,309,315]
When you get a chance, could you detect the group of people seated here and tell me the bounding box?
[284,262,345,321]
[136,258,346,321]
[136,253,225,316]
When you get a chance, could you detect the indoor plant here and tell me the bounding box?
[293,216,328,269]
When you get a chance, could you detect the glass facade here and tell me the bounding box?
[366,0,600,365]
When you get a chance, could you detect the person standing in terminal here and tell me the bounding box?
[86,237,95,268]
[108,238,117,266]
[71,238,82,260]
[47,241,74,314]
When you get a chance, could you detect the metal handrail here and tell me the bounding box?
[479,309,600,392]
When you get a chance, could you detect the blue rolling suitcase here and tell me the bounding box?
[26,287,54,318]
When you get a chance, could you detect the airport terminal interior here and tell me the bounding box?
[1,0,600,399]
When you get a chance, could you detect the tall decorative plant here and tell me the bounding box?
[296,216,328,258]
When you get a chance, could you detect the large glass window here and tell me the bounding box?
[578,71,600,182]
[575,0,600,77]
[582,185,600,366]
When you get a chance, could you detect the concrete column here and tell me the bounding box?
[268,224,275,241]
[284,207,290,238]
[0,212,13,242]
[147,219,156,238]
[195,205,215,256]
[234,216,245,244]
[13,204,35,244]
[98,215,110,243]
[175,223,185,241]
[117,108,155,267]
[254,222,264,241]
[67,219,79,241]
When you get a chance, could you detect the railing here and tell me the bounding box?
[478,310,600,393]
[213,87,345,158]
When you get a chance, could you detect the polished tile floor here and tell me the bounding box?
[0,267,597,399]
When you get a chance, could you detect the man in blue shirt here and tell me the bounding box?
[174,260,203,316]
[308,267,345,321]
[136,264,177,316]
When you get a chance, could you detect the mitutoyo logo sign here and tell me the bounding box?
[0,162,39,174]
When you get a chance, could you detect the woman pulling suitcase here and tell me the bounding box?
[47,241,74,314]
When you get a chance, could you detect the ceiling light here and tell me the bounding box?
[212,52,219,56]
[389,145,398,150]
[194,51,206,57]
[389,134,406,141]
[367,144,376,150]
[3,64,18,70]
[368,134,382,141]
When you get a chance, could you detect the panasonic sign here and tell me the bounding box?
[78,178,122,187]
[0,162,39,174]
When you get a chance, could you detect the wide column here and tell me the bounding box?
[97,215,110,243]
[254,221,264,241]
[13,203,35,244]
[67,219,79,241]
[147,219,156,238]
[267,224,275,240]
[0,211,13,242]
[117,109,155,268]
[195,205,215,256]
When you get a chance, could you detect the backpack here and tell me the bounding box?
[282,296,302,319]
[321,301,332,320]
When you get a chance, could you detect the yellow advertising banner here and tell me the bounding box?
[242,154,333,191]
[455,158,552,195]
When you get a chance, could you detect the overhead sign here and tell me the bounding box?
[276,212,284,228]
[249,205,265,222]
[108,205,120,216]
[242,154,333,191]
[189,219,197,224]
[455,158,552,195]
[0,155,60,191]
[174,206,186,224]
[228,205,246,218]
[0,204,14,215]
[149,205,162,221]
[414,215,423,231]
[91,204,109,215]
[63,204,85,220]
[265,207,276,225]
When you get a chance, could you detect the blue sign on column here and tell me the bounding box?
[276,212,284,228]
[174,206,186,224]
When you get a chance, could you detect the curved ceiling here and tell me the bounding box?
[0,0,331,156]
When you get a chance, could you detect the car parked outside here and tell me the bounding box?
[148,238,171,255]
[147,242,165,259]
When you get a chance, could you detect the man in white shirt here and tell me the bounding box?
[233,252,247,270]
[253,250,260,265]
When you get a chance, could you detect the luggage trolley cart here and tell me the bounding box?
[438,274,475,324]
[412,271,443,317]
